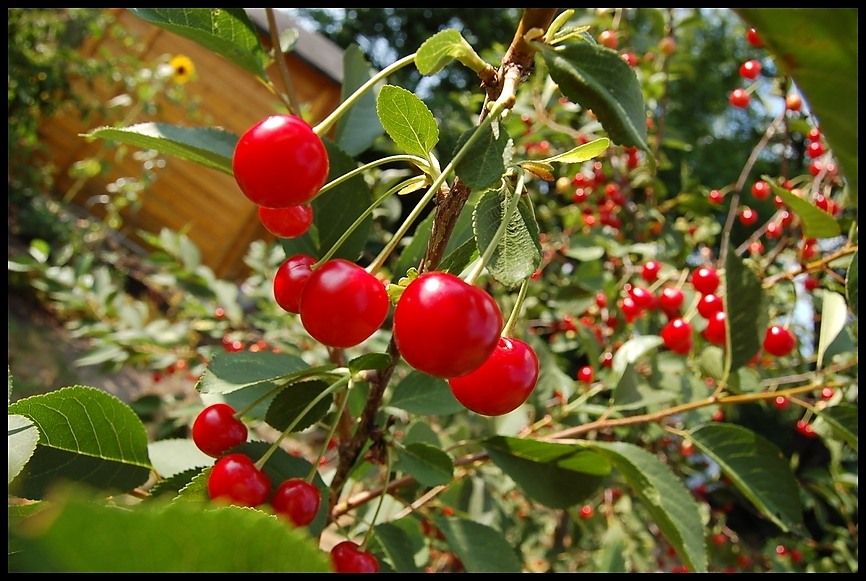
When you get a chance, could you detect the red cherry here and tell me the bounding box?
[597,29,618,49]
[628,285,656,311]
[641,260,662,283]
[763,325,796,356]
[448,337,539,416]
[207,453,271,507]
[577,365,595,384]
[232,114,329,208]
[751,180,771,201]
[271,478,321,527]
[697,293,724,319]
[729,88,751,109]
[393,272,503,379]
[773,395,790,410]
[258,204,314,239]
[691,267,720,295]
[746,27,762,47]
[739,59,762,80]
[660,318,693,355]
[739,206,759,226]
[785,93,802,112]
[658,286,685,317]
[806,141,825,159]
[330,541,379,573]
[708,189,724,204]
[579,505,595,519]
[273,254,316,314]
[703,311,727,346]
[299,259,390,348]
[192,403,248,458]
[659,35,677,55]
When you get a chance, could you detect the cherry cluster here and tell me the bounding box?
[191,402,380,572]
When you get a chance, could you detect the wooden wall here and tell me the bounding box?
[40,8,343,280]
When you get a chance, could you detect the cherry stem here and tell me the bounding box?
[367,100,508,275]
[232,364,341,420]
[307,375,354,483]
[255,373,351,471]
[465,170,526,286]
[314,53,418,137]
[501,275,530,338]
[315,174,428,269]
[313,154,431,201]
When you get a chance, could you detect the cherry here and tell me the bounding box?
[746,27,762,47]
[641,260,662,283]
[739,206,758,226]
[192,403,248,458]
[703,311,727,346]
[658,286,685,315]
[207,453,271,507]
[448,337,539,416]
[273,254,316,314]
[691,267,720,295]
[729,88,751,109]
[658,35,677,56]
[751,180,771,201]
[597,29,618,49]
[299,259,390,349]
[708,189,724,204]
[393,272,503,379]
[330,540,379,573]
[628,285,656,311]
[271,478,321,527]
[785,92,802,112]
[579,504,595,519]
[739,59,762,80]
[257,204,314,239]
[660,318,693,355]
[577,365,594,385]
[806,140,825,159]
[763,325,796,356]
[232,114,329,208]
[697,293,724,319]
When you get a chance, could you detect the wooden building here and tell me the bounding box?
[40,8,344,280]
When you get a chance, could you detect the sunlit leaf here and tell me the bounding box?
[816,291,848,369]
[376,85,439,158]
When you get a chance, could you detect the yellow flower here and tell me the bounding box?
[169,55,195,84]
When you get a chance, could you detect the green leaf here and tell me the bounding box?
[724,247,766,371]
[265,380,333,433]
[538,137,611,164]
[453,123,510,191]
[816,291,848,369]
[766,180,841,239]
[612,336,664,379]
[129,8,270,81]
[847,251,858,317]
[541,41,648,151]
[198,351,311,395]
[9,491,330,572]
[8,414,39,484]
[473,188,542,289]
[387,371,464,415]
[310,139,375,261]
[736,9,858,202]
[371,520,425,573]
[689,423,805,534]
[813,404,858,452]
[376,85,439,158]
[7,386,152,499]
[588,440,708,573]
[147,438,211,479]
[335,45,384,156]
[348,353,392,374]
[594,519,628,572]
[484,436,610,509]
[394,442,454,487]
[83,123,237,176]
[415,29,485,75]
[433,516,523,573]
